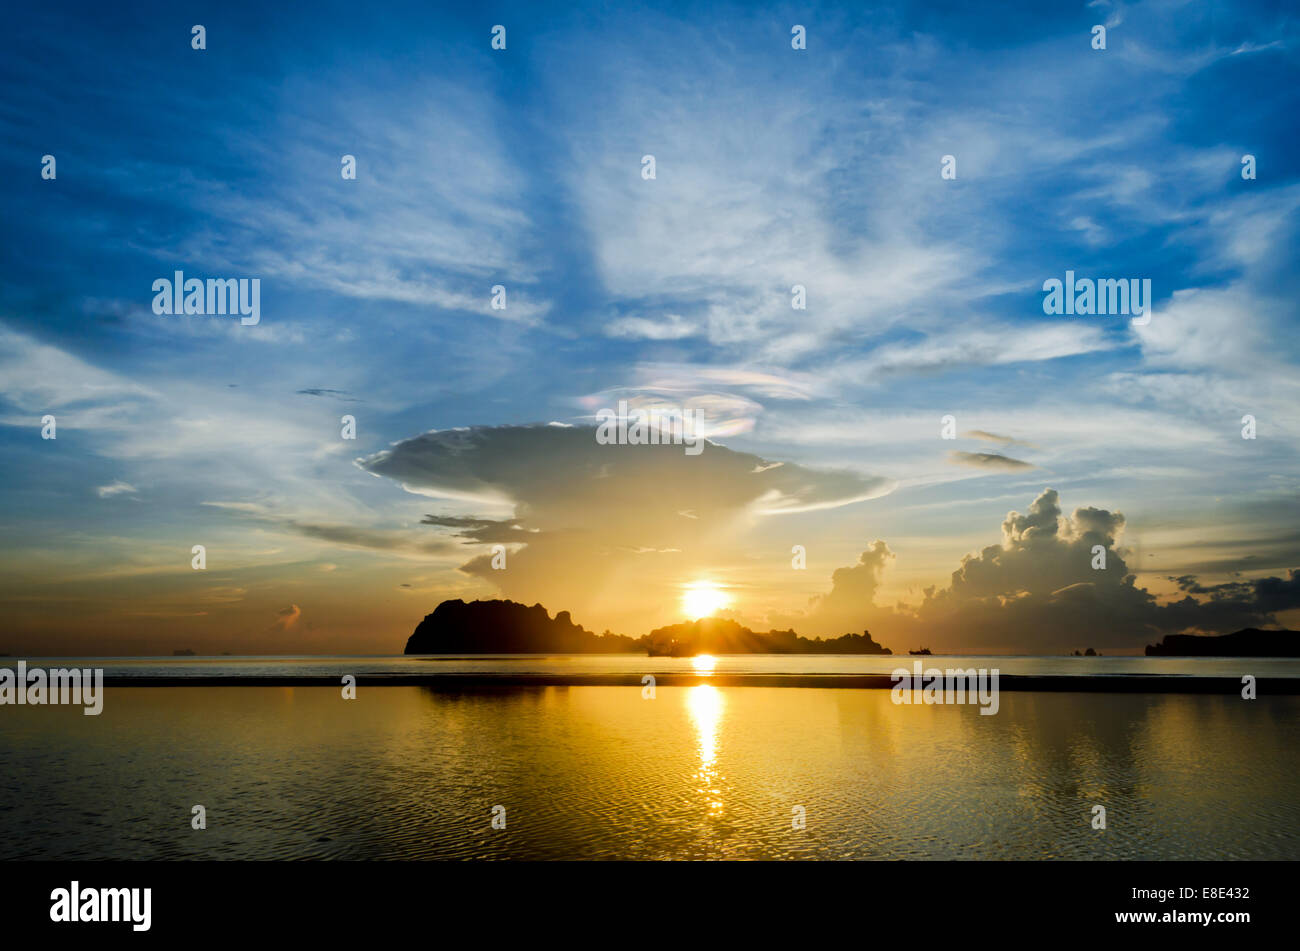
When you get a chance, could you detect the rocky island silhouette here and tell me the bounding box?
[404,599,892,655]
[1145,627,1300,656]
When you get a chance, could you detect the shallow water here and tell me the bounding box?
[2,685,1296,859]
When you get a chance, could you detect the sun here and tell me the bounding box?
[681,580,730,620]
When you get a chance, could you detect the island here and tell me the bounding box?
[1145,628,1300,657]
[404,599,893,655]
[641,617,891,656]
[405,599,638,654]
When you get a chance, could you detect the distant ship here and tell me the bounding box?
[909,647,932,655]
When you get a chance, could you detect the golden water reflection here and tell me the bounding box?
[691,654,716,673]
[687,684,725,812]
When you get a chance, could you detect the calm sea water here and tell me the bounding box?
[2,680,1297,860]
[7,653,1300,680]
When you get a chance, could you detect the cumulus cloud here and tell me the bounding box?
[781,488,1299,652]
[806,541,896,622]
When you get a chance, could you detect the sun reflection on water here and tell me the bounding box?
[687,684,725,812]
[691,654,717,674]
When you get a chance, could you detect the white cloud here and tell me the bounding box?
[95,481,138,499]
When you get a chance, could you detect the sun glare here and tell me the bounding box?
[681,580,729,620]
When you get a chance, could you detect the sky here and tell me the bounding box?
[1,0,1297,655]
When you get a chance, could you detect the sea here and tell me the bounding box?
[1,655,1297,860]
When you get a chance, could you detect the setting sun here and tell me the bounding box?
[681,581,729,620]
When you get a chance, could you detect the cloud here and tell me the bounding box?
[284,521,454,556]
[807,540,896,623]
[271,604,302,632]
[115,64,552,327]
[964,430,1036,448]
[360,424,891,518]
[573,364,823,442]
[200,502,458,558]
[359,424,893,629]
[1133,188,1300,375]
[297,388,361,402]
[0,327,156,420]
[3,2,1298,656]
[782,488,1298,652]
[419,514,529,544]
[604,314,700,341]
[629,365,821,402]
[578,388,766,441]
[547,20,1019,365]
[96,481,138,499]
[948,451,1036,472]
[831,325,1114,380]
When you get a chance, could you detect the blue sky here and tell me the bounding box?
[1,0,1298,653]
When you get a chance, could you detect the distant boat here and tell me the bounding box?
[909,647,932,655]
